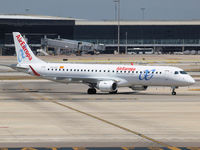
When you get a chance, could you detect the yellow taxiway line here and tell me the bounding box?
[19,84,181,150]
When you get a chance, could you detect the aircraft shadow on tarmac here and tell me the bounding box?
[2,88,51,93]
[1,88,197,96]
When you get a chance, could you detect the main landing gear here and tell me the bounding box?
[87,88,96,94]
[171,87,178,95]
[109,90,118,94]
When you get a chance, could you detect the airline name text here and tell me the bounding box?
[16,34,32,61]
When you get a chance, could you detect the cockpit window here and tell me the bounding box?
[174,71,179,74]
[180,71,187,74]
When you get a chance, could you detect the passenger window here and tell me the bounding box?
[174,71,179,75]
[63,69,65,71]
[180,71,187,74]
[95,70,97,72]
[113,70,115,73]
[48,68,49,71]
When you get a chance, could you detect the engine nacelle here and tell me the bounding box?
[130,85,148,91]
[96,80,117,92]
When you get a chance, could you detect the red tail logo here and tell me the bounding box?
[16,34,32,61]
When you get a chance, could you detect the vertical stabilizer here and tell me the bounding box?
[13,32,45,64]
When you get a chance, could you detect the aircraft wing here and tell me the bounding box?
[43,75,124,85]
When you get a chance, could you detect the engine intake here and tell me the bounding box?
[96,80,117,92]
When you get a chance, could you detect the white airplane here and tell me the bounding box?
[9,32,195,95]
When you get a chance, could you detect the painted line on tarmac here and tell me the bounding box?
[186,147,200,150]
[149,147,165,150]
[1,148,199,150]
[0,98,137,102]
[189,89,200,91]
[121,147,135,150]
[73,147,88,150]
[19,84,180,150]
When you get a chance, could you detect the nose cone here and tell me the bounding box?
[187,77,195,85]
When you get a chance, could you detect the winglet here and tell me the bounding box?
[29,65,40,76]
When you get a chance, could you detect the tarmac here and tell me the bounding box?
[0,55,200,148]
[0,80,200,148]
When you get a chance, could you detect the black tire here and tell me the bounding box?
[172,91,176,95]
[87,88,96,94]
[109,90,118,94]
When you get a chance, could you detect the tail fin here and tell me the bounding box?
[13,32,45,64]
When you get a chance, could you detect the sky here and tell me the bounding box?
[0,0,199,21]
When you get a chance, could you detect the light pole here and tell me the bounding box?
[113,0,118,21]
[141,8,145,20]
[125,32,128,54]
[117,0,120,54]
[113,0,120,54]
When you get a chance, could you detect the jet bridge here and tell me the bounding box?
[41,38,105,55]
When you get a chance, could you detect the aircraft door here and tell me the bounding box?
[41,65,47,73]
[164,70,172,85]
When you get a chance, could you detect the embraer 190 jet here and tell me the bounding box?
[8,32,195,95]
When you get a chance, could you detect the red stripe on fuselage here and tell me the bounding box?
[29,65,40,76]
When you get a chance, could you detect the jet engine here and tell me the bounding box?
[96,80,117,92]
[130,85,148,91]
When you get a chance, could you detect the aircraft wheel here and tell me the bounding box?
[172,91,176,95]
[87,88,96,94]
[171,87,178,95]
[109,90,118,94]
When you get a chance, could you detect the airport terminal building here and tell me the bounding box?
[75,21,200,54]
[0,15,75,55]
[1,14,200,55]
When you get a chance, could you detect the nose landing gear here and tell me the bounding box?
[171,87,178,95]
[172,90,176,95]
